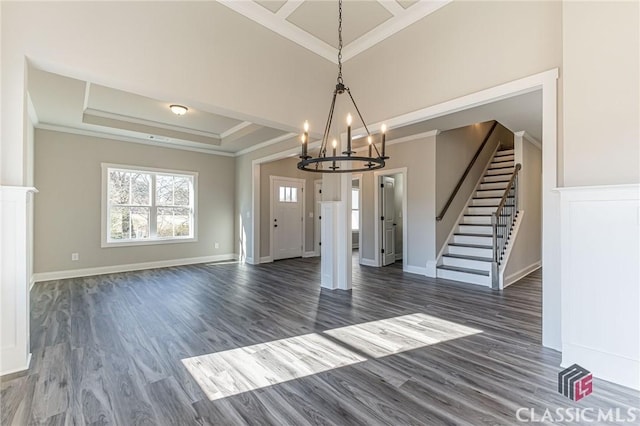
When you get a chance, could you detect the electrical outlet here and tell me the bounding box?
[71,253,79,261]
[214,242,219,249]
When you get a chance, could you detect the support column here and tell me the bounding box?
[320,173,352,290]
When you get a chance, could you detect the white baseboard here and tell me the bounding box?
[33,253,238,282]
[259,256,273,263]
[503,261,541,287]
[563,342,639,391]
[404,264,428,276]
[360,258,377,267]
[0,352,31,377]
[245,257,257,265]
[425,260,437,278]
[302,251,318,258]
[29,276,35,291]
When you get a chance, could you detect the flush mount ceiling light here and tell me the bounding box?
[297,0,388,173]
[169,104,188,115]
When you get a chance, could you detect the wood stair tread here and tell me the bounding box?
[448,242,492,249]
[436,264,490,276]
[442,253,493,262]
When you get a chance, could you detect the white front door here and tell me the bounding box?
[381,176,396,266]
[272,178,303,260]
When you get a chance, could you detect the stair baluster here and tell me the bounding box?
[491,163,521,289]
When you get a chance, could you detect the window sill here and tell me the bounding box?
[102,237,197,248]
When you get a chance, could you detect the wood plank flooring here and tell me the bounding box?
[2,257,638,425]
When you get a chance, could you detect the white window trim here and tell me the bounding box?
[101,163,198,248]
[351,187,360,231]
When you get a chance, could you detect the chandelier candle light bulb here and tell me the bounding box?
[346,114,353,154]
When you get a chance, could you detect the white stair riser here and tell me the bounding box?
[453,234,494,245]
[437,269,490,286]
[493,154,514,162]
[462,216,492,225]
[471,198,502,206]
[496,149,514,155]
[486,168,514,176]
[490,160,514,169]
[479,182,508,190]
[467,206,497,215]
[448,245,493,257]
[458,224,493,234]
[442,257,492,271]
[483,175,511,183]
[475,189,504,198]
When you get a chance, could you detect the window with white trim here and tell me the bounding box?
[102,164,197,246]
[351,188,360,231]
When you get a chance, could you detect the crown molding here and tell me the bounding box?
[83,108,221,139]
[35,123,235,157]
[220,121,253,139]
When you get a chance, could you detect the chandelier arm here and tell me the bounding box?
[318,90,338,157]
[345,88,371,137]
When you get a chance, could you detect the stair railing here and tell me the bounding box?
[491,163,521,290]
[436,120,498,221]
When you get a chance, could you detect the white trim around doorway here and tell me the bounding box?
[373,167,408,271]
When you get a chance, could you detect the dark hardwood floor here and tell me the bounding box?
[1,257,638,425]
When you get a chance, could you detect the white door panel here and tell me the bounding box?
[272,178,303,260]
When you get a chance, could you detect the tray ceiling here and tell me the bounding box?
[218,0,452,63]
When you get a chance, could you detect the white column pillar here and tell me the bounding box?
[320,172,352,291]
[1,186,37,375]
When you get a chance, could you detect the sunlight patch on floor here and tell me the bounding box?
[182,313,481,401]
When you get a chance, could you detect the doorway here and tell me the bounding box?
[270,176,305,260]
[374,168,406,268]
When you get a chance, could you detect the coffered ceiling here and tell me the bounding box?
[219,0,452,63]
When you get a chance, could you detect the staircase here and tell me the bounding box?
[436,149,516,286]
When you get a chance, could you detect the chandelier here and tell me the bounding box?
[297,0,388,173]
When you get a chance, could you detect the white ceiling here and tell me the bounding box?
[27,0,542,157]
[219,0,452,63]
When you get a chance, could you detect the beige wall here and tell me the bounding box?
[259,157,314,258]
[34,129,235,274]
[505,138,542,281]
[359,136,436,269]
[562,1,639,186]
[435,122,514,253]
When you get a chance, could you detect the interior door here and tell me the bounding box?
[314,181,322,255]
[381,176,396,266]
[272,178,303,260]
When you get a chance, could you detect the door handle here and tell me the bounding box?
[274,224,278,228]
[393,223,397,226]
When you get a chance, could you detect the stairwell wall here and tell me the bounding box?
[503,135,542,285]
[435,122,514,255]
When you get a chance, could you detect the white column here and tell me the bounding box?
[1,186,37,375]
[320,172,352,291]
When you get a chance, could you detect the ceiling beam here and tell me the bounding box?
[377,0,404,16]
[276,0,304,19]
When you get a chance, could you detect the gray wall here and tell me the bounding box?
[34,129,235,273]
[505,138,542,280]
[259,156,314,258]
[563,1,639,186]
[359,136,436,269]
[435,122,514,253]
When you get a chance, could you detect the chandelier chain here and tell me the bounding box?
[337,0,343,84]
